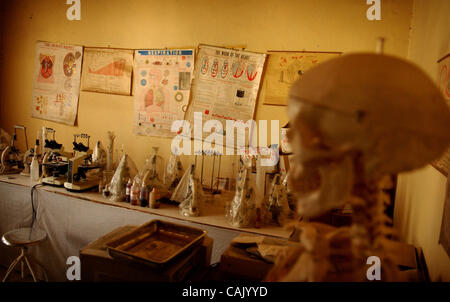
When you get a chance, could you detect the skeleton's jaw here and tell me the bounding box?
[290,155,355,218]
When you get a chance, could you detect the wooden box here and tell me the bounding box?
[219,245,273,280]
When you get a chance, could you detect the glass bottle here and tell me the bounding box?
[130,180,138,205]
[149,187,160,209]
[139,184,148,207]
[125,178,132,203]
[30,154,40,181]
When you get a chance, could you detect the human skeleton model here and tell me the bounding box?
[266,53,450,281]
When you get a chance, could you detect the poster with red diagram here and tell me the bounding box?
[31,41,83,125]
[81,48,133,95]
[185,45,266,146]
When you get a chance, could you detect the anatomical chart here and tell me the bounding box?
[432,53,450,176]
[81,48,133,95]
[185,45,266,145]
[134,49,194,138]
[263,51,341,105]
[31,41,83,125]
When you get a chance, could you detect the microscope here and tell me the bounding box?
[41,128,71,186]
[64,134,102,192]
[0,125,28,175]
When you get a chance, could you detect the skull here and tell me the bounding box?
[287,53,450,218]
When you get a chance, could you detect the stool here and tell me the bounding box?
[2,227,48,282]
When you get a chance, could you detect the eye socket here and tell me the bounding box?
[288,120,335,154]
[289,120,322,149]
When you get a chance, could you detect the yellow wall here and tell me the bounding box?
[394,0,450,281]
[0,0,413,179]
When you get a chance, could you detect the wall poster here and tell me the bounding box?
[81,48,133,95]
[185,44,266,148]
[263,51,341,106]
[133,49,194,138]
[31,41,83,125]
[432,53,450,176]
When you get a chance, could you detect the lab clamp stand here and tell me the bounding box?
[197,150,225,194]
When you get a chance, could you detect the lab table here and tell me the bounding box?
[0,174,289,281]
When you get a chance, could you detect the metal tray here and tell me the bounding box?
[105,220,206,267]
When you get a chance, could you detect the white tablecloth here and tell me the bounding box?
[0,181,244,281]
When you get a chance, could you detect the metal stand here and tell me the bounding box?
[2,246,48,282]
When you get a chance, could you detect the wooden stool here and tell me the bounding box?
[2,227,48,282]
